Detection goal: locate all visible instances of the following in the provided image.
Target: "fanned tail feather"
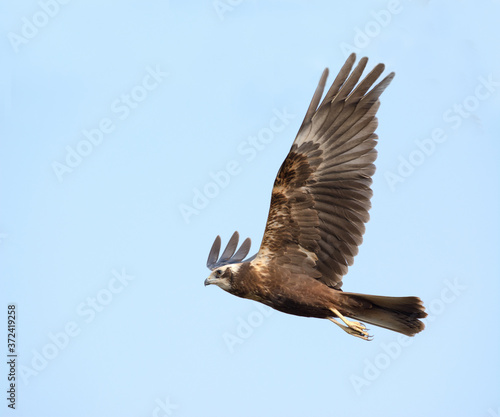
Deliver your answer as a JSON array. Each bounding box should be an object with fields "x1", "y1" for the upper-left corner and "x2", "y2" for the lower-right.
[{"x1": 341, "y1": 292, "x2": 427, "y2": 336}]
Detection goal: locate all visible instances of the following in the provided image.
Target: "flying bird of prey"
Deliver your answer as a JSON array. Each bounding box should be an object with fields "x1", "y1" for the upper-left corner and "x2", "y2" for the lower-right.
[{"x1": 204, "y1": 54, "x2": 426, "y2": 340}]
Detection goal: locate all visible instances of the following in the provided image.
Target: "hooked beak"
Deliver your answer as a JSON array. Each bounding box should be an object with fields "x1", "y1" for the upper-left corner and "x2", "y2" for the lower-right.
[{"x1": 204, "y1": 275, "x2": 216, "y2": 286}]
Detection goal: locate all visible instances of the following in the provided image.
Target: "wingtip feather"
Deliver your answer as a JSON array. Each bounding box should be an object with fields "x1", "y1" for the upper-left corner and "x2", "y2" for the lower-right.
[{"x1": 206, "y1": 232, "x2": 254, "y2": 270}]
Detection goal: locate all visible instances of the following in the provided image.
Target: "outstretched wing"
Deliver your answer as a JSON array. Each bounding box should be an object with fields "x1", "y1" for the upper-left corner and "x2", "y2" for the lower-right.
[
  {"x1": 255, "y1": 54, "x2": 394, "y2": 289},
  {"x1": 206, "y1": 231, "x2": 256, "y2": 271}
]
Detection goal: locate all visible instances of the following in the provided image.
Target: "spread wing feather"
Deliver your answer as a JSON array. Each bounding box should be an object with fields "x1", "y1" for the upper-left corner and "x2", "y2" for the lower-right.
[
  {"x1": 206, "y1": 231, "x2": 255, "y2": 270},
  {"x1": 255, "y1": 54, "x2": 394, "y2": 289}
]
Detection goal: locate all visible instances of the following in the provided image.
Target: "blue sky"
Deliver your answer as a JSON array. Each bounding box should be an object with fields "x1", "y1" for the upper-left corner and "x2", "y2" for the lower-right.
[{"x1": 1, "y1": 1, "x2": 499, "y2": 416}]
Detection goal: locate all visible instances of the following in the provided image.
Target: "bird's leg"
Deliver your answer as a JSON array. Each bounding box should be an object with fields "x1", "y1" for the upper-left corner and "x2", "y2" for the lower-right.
[
  {"x1": 328, "y1": 308, "x2": 372, "y2": 341},
  {"x1": 328, "y1": 317, "x2": 371, "y2": 341}
]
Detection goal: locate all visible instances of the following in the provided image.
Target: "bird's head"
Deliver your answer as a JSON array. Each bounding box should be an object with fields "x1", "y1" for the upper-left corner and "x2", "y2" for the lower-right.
[{"x1": 204, "y1": 264, "x2": 240, "y2": 292}]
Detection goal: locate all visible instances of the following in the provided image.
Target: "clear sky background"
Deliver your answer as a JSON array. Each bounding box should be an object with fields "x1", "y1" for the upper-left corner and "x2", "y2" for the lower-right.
[{"x1": 1, "y1": 1, "x2": 499, "y2": 416}]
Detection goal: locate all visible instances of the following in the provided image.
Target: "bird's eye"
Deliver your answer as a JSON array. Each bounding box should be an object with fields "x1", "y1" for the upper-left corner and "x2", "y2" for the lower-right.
[{"x1": 215, "y1": 269, "x2": 222, "y2": 277}]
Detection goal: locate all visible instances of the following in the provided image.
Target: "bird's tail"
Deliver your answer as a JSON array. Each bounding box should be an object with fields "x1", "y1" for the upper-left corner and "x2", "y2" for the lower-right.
[{"x1": 340, "y1": 292, "x2": 427, "y2": 336}]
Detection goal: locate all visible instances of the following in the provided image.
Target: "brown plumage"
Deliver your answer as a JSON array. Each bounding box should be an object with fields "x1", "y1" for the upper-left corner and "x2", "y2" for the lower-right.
[{"x1": 204, "y1": 54, "x2": 427, "y2": 340}]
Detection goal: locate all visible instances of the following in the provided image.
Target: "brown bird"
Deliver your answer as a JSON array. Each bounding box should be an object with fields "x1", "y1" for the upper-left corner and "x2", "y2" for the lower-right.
[{"x1": 204, "y1": 54, "x2": 427, "y2": 340}]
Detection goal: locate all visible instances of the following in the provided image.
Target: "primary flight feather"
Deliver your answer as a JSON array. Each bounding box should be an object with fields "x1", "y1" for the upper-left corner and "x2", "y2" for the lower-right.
[{"x1": 204, "y1": 54, "x2": 427, "y2": 340}]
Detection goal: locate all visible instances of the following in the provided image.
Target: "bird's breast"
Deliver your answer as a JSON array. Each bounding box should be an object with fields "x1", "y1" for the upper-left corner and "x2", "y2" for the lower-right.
[{"x1": 238, "y1": 265, "x2": 340, "y2": 319}]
